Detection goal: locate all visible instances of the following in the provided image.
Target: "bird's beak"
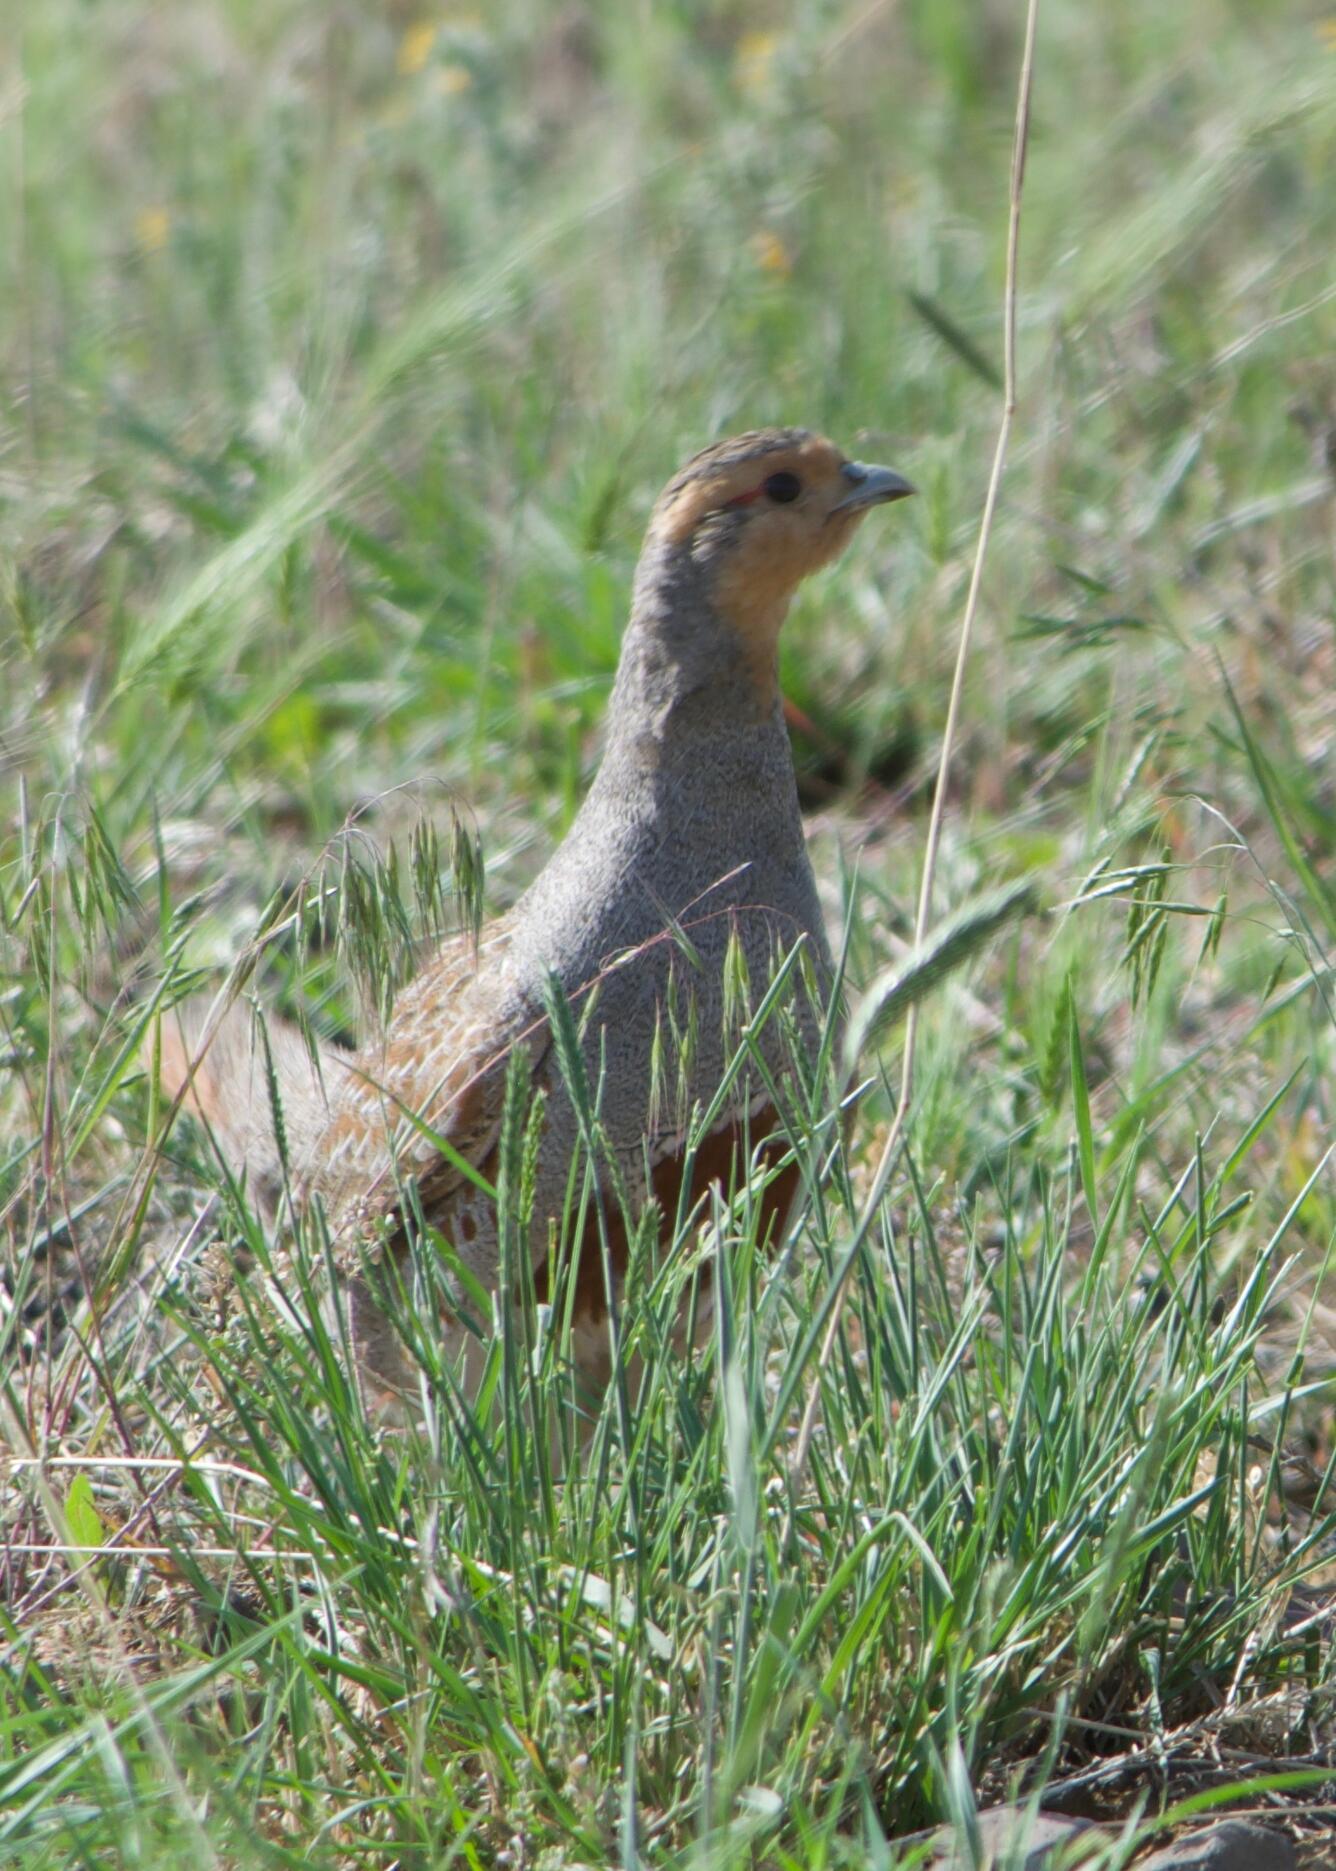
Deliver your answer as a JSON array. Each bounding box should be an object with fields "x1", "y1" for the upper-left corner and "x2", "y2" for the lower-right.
[{"x1": 829, "y1": 460, "x2": 917, "y2": 516}]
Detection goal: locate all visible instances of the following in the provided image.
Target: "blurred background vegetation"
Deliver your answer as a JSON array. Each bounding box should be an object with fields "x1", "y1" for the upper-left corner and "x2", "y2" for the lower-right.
[{"x1": 5, "y1": 0, "x2": 1334, "y2": 1216}]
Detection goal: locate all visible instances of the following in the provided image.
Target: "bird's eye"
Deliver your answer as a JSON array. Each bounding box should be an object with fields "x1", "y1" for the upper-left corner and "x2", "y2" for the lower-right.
[{"x1": 764, "y1": 471, "x2": 801, "y2": 504}]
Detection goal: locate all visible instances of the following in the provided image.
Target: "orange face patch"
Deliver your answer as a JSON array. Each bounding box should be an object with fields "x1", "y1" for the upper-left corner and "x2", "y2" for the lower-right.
[
  {"x1": 651, "y1": 432, "x2": 850, "y2": 546},
  {"x1": 649, "y1": 432, "x2": 873, "y2": 707}
]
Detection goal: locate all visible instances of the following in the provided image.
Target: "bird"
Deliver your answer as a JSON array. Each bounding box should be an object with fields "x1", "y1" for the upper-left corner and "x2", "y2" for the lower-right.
[{"x1": 155, "y1": 428, "x2": 914, "y2": 1408}]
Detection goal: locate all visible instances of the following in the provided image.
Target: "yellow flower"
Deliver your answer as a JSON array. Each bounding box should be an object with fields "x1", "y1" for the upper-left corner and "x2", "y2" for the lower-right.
[
  {"x1": 750, "y1": 229, "x2": 793, "y2": 276},
  {"x1": 1318, "y1": 16, "x2": 1336, "y2": 44},
  {"x1": 734, "y1": 30, "x2": 779, "y2": 95},
  {"x1": 135, "y1": 206, "x2": 171, "y2": 254},
  {"x1": 434, "y1": 61, "x2": 473, "y2": 95},
  {"x1": 397, "y1": 21, "x2": 436, "y2": 75}
]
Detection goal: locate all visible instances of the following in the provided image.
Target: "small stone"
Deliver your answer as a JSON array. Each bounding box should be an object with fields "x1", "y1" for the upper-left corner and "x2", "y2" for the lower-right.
[
  {"x1": 927, "y1": 1804, "x2": 1104, "y2": 1869},
  {"x1": 1139, "y1": 1820, "x2": 1296, "y2": 1871}
]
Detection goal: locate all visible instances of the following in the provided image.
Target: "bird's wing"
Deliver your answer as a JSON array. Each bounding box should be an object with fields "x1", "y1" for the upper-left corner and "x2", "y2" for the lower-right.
[{"x1": 313, "y1": 913, "x2": 551, "y2": 1236}]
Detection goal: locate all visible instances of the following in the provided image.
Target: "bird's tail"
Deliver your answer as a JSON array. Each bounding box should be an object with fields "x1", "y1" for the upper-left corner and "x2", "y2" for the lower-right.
[{"x1": 151, "y1": 998, "x2": 344, "y2": 1217}]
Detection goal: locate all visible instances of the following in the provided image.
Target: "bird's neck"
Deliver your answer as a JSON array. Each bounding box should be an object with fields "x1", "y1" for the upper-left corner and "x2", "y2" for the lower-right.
[
  {"x1": 512, "y1": 552, "x2": 810, "y2": 971},
  {"x1": 604, "y1": 542, "x2": 789, "y2": 759}
]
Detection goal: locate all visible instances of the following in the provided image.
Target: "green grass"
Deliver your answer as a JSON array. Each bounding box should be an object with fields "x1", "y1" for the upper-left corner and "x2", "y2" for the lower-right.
[{"x1": 3, "y1": 0, "x2": 1336, "y2": 1863}]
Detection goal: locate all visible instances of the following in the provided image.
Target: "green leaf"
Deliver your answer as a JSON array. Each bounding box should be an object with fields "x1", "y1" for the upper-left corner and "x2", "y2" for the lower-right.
[
  {"x1": 64, "y1": 1475, "x2": 105, "y2": 1553},
  {"x1": 1221, "y1": 666, "x2": 1336, "y2": 940},
  {"x1": 1068, "y1": 994, "x2": 1098, "y2": 1230},
  {"x1": 906, "y1": 289, "x2": 1001, "y2": 388}
]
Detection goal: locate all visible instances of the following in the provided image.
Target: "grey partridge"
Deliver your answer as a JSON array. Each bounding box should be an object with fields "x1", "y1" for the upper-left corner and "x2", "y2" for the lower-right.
[{"x1": 157, "y1": 428, "x2": 913, "y2": 1402}]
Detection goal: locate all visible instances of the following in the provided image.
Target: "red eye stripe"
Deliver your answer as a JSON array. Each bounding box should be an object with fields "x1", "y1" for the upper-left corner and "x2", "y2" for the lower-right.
[{"x1": 722, "y1": 483, "x2": 767, "y2": 509}]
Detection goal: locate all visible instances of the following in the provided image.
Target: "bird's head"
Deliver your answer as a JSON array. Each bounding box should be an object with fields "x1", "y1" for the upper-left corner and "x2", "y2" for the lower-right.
[{"x1": 636, "y1": 427, "x2": 913, "y2": 708}]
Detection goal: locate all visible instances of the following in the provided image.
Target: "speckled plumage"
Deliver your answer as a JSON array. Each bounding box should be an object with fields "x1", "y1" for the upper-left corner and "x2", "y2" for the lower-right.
[{"x1": 159, "y1": 428, "x2": 913, "y2": 1403}]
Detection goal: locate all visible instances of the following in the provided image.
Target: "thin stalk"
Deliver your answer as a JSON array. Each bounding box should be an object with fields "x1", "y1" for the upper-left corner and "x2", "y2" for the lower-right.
[{"x1": 789, "y1": 0, "x2": 1042, "y2": 1492}]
